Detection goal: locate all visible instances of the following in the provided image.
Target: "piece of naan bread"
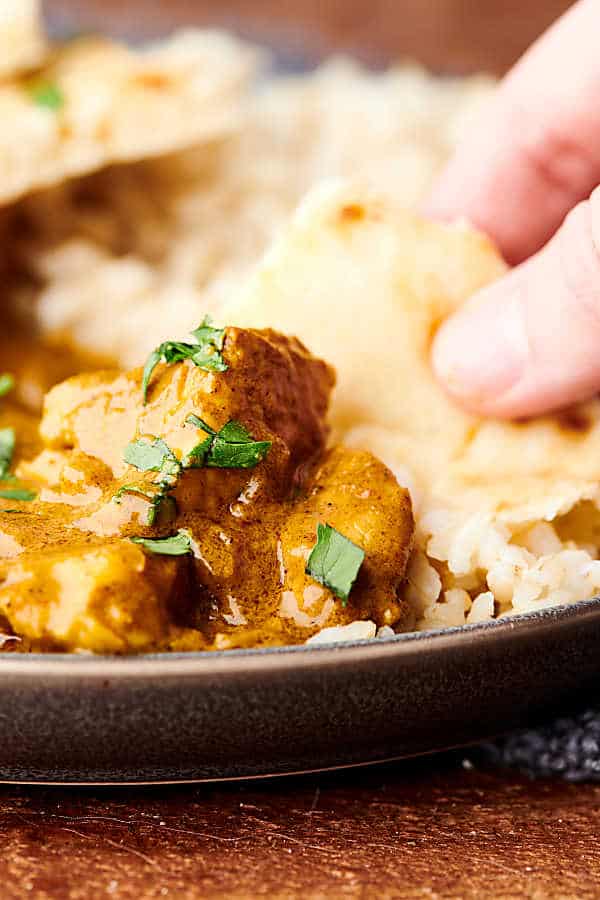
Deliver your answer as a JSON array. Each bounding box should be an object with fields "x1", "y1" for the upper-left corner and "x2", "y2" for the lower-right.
[
  {"x1": 0, "y1": 0, "x2": 46, "y2": 80},
  {"x1": 0, "y1": 29, "x2": 257, "y2": 206},
  {"x1": 228, "y1": 179, "x2": 600, "y2": 530}
]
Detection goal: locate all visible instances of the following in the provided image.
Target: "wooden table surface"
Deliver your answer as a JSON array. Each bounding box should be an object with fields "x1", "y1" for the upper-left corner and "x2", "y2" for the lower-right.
[
  {"x1": 2, "y1": 756, "x2": 600, "y2": 899},
  {"x1": 48, "y1": 0, "x2": 575, "y2": 74},
  {"x1": 23, "y1": 3, "x2": 595, "y2": 898}
]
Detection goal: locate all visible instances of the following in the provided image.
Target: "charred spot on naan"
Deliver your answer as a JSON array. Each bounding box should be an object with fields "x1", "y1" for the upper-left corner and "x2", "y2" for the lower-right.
[{"x1": 512, "y1": 407, "x2": 593, "y2": 437}]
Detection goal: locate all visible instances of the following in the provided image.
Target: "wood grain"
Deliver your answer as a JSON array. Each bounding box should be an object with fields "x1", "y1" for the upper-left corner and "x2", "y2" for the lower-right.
[
  {"x1": 1, "y1": 758, "x2": 599, "y2": 898},
  {"x1": 46, "y1": 0, "x2": 575, "y2": 74}
]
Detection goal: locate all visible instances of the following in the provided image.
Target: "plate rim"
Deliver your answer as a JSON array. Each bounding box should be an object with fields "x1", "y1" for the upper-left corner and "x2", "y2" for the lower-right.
[{"x1": 1, "y1": 595, "x2": 599, "y2": 678}]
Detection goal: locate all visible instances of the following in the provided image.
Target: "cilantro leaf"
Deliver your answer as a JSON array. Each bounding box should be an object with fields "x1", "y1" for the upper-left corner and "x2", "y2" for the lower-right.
[
  {"x1": 305, "y1": 523, "x2": 365, "y2": 604},
  {"x1": 124, "y1": 438, "x2": 181, "y2": 483},
  {"x1": 188, "y1": 347, "x2": 229, "y2": 373},
  {"x1": 219, "y1": 421, "x2": 259, "y2": 443},
  {"x1": 141, "y1": 349, "x2": 162, "y2": 405},
  {"x1": 0, "y1": 488, "x2": 36, "y2": 502},
  {"x1": 209, "y1": 433, "x2": 272, "y2": 469},
  {"x1": 0, "y1": 428, "x2": 15, "y2": 481},
  {"x1": 151, "y1": 493, "x2": 177, "y2": 526},
  {"x1": 189, "y1": 318, "x2": 225, "y2": 349},
  {"x1": 141, "y1": 316, "x2": 228, "y2": 403},
  {"x1": 184, "y1": 415, "x2": 271, "y2": 469},
  {"x1": 122, "y1": 438, "x2": 183, "y2": 523},
  {"x1": 183, "y1": 436, "x2": 213, "y2": 468},
  {"x1": 0, "y1": 428, "x2": 35, "y2": 499},
  {"x1": 0, "y1": 375, "x2": 14, "y2": 398},
  {"x1": 183, "y1": 415, "x2": 214, "y2": 468},
  {"x1": 113, "y1": 484, "x2": 156, "y2": 503},
  {"x1": 130, "y1": 529, "x2": 193, "y2": 556},
  {"x1": 112, "y1": 483, "x2": 176, "y2": 526},
  {"x1": 185, "y1": 414, "x2": 216, "y2": 435},
  {"x1": 26, "y1": 80, "x2": 65, "y2": 110}
]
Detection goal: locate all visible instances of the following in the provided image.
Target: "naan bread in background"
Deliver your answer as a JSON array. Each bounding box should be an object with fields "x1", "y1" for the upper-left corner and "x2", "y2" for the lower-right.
[
  {"x1": 0, "y1": 0, "x2": 46, "y2": 80},
  {"x1": 228, "y1": 181, "x2": 600, "y2": 627},
  {"x1": 0, "y1": 28, "x2": 257, "y2": 206},
  {"x1": 4, "y1": 59, "x2": 493, "y2": 366}
]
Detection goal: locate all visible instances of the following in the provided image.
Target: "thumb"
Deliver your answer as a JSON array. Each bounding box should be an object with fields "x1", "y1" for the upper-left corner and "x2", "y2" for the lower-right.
[{"x1": 432, "y1": 188, "x2": 600, "y2": 418}]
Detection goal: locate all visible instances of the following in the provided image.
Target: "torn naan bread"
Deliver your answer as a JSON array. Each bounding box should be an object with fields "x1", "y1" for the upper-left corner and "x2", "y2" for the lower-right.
[
  {"x1": 228, "y1": 181, "x2": 600, "y2": 624},
  {"x1": 0, "y1": 0, "x2": 46, "y2": 80},
  {"x1": 0, "y1": 29, "x2": 257, "y2": 206}
]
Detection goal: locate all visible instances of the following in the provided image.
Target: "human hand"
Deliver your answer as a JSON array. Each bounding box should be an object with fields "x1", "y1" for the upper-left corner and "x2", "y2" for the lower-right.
[{"x1": 426, "y1": 0, "x2": 600, "y2": 418}]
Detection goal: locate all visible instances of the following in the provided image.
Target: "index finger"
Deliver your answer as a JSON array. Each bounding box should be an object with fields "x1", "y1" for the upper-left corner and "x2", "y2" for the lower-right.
[{"x1": 424, "y1": 0, "x2": 600, "y2": 264}]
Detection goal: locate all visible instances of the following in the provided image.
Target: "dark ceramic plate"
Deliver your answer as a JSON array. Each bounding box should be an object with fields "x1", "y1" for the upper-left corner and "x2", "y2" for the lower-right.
[
  {"x1": 2, "y1": 598, "x2": 600, "y2": 784},
  {"x1": 4, "y1": 4, "x2": 596, "y2": 785}
]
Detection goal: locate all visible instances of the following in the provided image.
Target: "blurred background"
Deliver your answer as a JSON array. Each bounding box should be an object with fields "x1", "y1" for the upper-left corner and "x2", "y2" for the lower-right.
[{"x1": 46, "y1": 0, "x2": 575, "y2": 74}]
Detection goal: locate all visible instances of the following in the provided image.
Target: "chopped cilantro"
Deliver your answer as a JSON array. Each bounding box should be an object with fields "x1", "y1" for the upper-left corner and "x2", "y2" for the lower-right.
[
  {"x1": 0, "y1": 488, "x2": 36, "y2": 502},
  {"x1": 0, "y1": 428, "x2": 15, "y2": 481},
  {"x1": 184, "y1": 414, "x2": 215, "y2": 434},
  {"x1": 26, "y1": 80, "x2": 65, "y2": 111},
  {"x1": 184, "y1": 434, "x2": 214, "y2": 468},
  {"x1": 140, "y1": 349, "x2": 162, "y2": 403},
  {"x1": 124, "y1": 437, "x2": 182, "y2": 484},
  {"x1": 0, "y1": 375, "x2": 14, "y2": 398},
  {"x1": 121, "y1": 409, "x2": 269, "y2": 534},
  {"x1": 0, "y1": 427, "x2": 35, "y2": 499},
  {"x1": 113, "y1": 483, "x2": 176, "y2": 526},
  {"x1": 305, "y1": 523, "x2": 365, "y2": 604},
  {"x1": 113, "y1": 484, "x2": 156, "y2": 503},
  {"x1": 189, "y1": 318, "x2": 225, "y2": 350},
  {"x1": 122, "y1": 438, "x2": 182, "y2": 524},
  {"x1": 130, "y1": 529, "x2": 193, "y2": 557},
  {"x1": 184, "y1": 415, "x2": 271, "y2": 469},
  {"x1": 142, "y1": 316, "x2": 228, "y2": 403}
]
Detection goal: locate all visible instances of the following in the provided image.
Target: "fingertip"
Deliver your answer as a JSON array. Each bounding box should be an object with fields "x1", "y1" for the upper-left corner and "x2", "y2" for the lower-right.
[{"x1": 431, "y1": 282, "x2": 530, "y2": 417}]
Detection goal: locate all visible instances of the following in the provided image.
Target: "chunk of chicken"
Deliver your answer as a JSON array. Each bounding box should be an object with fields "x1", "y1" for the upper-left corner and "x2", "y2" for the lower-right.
[
  {"x1": 0, "y1": 540, "x2": 195, "y2": 653},
  {"x1": 41, "y1": 327, "x2": 334, "y2": 490},
  {"x1": 276, "y1": 447, "x2": 415, "y2": 643}
]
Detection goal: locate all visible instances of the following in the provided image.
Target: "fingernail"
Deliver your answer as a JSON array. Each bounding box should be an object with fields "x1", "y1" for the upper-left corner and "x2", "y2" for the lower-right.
[{"x1": 432, "y1": 286, "x2": 530, "y2": 404}]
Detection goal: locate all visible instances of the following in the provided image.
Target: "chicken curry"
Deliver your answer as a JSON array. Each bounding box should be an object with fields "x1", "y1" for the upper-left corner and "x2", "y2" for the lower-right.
[{"x1": 0, "y1": 322, "x2": 414, "y2": 653}]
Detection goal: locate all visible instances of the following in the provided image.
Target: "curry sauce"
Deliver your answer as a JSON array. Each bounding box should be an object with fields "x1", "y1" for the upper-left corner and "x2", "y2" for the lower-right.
[{"x1": 0, "y1": 326, "x2": 414, "y2": 653}]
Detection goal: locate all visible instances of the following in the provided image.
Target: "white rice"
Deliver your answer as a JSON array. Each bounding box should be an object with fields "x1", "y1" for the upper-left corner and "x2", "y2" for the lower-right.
[{"x1": 5, "y1": 57, "x2": 493, "y2": 365}]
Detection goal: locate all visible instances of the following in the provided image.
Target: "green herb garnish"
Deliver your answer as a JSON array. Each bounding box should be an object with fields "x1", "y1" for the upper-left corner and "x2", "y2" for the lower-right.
[
  {"x1": 113, "y1": 483, "x2": 176, "y2": 526},
  {"x1": 122, "y1": 408, "x2": 269, "y2": 533},
  {"x1": 305, "y1": 523, "x2": 365, "y2": 604},
  {"x1": 113, "y1": 484, "x2": 156, "y2": 503},
  {"x1": 0, "y1": 422, "x2": 37, "y2": 500},
  {"x1": 123, "y1": 438, "x2": 182, "y2": 484},
  {"x1": 0, "y1": 488, "x2": 36, "y2": 502},
  {"x1": 189, "y1": 318, "x2": 225, "y2": 350},
  {"x1": 26, "y1": 80, "x2": 65, "y2": 111},
  {"x1": 185, "y1": 415, "x2": 271, "y2": 469},
  {"x1": 0, "y1": 427, "x2": 35, "y2": 500},
  {"x1": 122, "y1": 438, "x2": 182, "y2": 524},
  {"x1": 0, "y1": 428, "x2": 15, "y2": 481},
  {"x1": 130, "y1": 529, "x2": 193, "y2": 557},
  {"x1": 0, "y1": 375, "x2": 14, "y2": 398},
  {"x1": 141, "y1": 316, "x2": 228, "y2": 403}
]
